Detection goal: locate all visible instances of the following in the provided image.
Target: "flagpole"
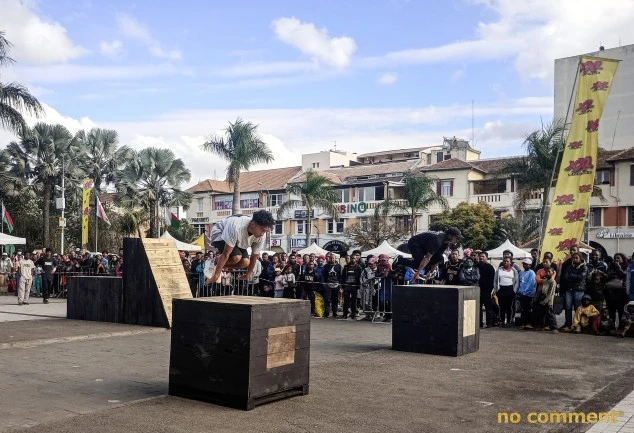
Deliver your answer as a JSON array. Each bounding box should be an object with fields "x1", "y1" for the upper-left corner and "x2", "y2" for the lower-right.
[
  {"x1": 95, "y1": 194, "x2": 99, "y2": 252},
  {"x1": 1, "y1": 201, "x2": 4, "y2": 256}
]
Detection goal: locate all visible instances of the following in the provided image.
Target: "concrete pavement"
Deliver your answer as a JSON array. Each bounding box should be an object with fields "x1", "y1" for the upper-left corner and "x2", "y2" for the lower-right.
[
  {"x1": 0, "y1": 296, "x2": 66, "y2": 323},
  {"x1": 1, "y1": 311, "x2": 633, "y2": 433}
]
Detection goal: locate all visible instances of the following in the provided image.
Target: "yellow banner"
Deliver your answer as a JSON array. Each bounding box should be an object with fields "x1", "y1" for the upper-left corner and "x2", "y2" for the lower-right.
[
  {"x1": 542, "y1": 56, "x2": 619, "y2": 262},
  {"x1": 192, "y1": 234, "x2": 205, "y2": 250},
  {"x1": 81, "y1": 178, "x2": 94, "y2": 247}
]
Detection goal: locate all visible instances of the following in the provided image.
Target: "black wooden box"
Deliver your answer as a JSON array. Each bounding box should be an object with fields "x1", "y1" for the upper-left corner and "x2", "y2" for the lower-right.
[
  {"x1": 67, "y1": 276, "x2": 123, "y2": 323},
  {"x1": 169, "y1": 296, "x2": 311, "y2": 410},
  {"x1": 392, "y1": 284, "x2": 480, "y2": 357}
]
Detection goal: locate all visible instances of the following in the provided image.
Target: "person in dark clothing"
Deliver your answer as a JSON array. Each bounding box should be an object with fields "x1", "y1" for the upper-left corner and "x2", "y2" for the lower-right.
[
  {"x1": 299, "y1": 261, "x2": 322, "y2": 315},
  {"x1": 586, "y1": 250, "x2": 608, "y2": 280},
  {"x1": 535, "y1": 252, "x2": 557, "y2": 273},
  {"x1": 529, "y1": 249, "x2": 539, "y2": 272},
  {"x1": 605, "y1": 253, "x2": 628, "y2": 328},
  {"x1": 35, "y1": 248, "x2": 57, "y2": 304},
  {"x1": 459, "y1": 258, "x2": 480, "y2": 286},
  {"x1": 287, "y1": 254, "x2": 301, "y2": 297},
  {"x1": 560, "y1": 251, "x2": 587, "y2": 331},
  {"x1": 407, "y1": 227, "x2": 463, "y2": 281},
  {"x1": 477, "y1": 252, "x2": 497, "y2": 327},
  {"x1": 586, "y1": 270, "x2": 607, "y2": 310},
  {"x1": 341, "y1": 255, "x2": 362, "y2": 319},
  {"x1": 443, "y1": 249, "x2": 462, "y2": 285},
  {"x1": 322, "y1": 253, "x2": 342, "y2": 318}
]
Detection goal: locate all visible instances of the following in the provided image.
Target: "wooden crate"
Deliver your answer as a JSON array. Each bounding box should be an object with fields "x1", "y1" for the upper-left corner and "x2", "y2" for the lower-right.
[
  {"x1": 169, "y1": 296, "x2": 311, "y2": 410},
  {"x1": 67, "y1": 276, "x2": 123, "y2": 323},
  {"x1": 392, "y1": 284, "x2": 480, "y2": 357}
]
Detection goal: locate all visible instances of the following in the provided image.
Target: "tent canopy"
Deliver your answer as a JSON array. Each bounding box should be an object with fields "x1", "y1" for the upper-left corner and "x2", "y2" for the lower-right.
[
  {"x1": 159, "y1": 231, "x2": 202, "y2": 252},
  {"x1": 362, "y1": 240, "x2": 412, "y2": 259},
  {"x1": 486, "y1": 239, "x2": 530, "y2": 259},
  {"x1": 0, "y1": 233, "x2": 27, "y2": 245},
  {"x1": 296, "y1": 242, "x2": 329, "y2": 257}
]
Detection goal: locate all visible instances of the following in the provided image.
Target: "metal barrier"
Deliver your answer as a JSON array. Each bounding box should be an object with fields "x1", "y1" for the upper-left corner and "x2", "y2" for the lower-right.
[
  {"x1": 185, "y1": 270, "x2": 259, "y2": 298},
  {"x1": 361, "y1": 277, "x2": 394, "y2": 322}
]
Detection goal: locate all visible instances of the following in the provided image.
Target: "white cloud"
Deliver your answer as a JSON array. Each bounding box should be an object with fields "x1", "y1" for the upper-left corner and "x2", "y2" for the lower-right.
[
  {"x1": 0, "y1": 98, "x2": 553, "y2": 187},
  {"x1": 378, "y1": 73, "x2": 398, "y2": 85},
  {"x1": 100, "y1": 40, "x2": 124, "y2": 59},
  {"x1": 451, "y1": 69, "x2": 465, "y2": 81},
  {"x1": 361, "y1": 0, "x2": 634, "y2": 82},
  {"x1": 14, "y1": 63, "x2": 192, "y2": 83},
  {"x1": 272, "y1": 17, "x2": 357, "y2": 68},
  {"x1": 117, "y1": 14, "x2": 182, "y2": 60},
  {"x1": 0, "y1": 0, "x2": 86, "y2": 65}
]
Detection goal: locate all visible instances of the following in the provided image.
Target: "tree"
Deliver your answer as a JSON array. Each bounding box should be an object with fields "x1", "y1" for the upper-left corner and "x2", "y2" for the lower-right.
[
  {"x1": 167, "y1": 219, "x2": 198, "y2": 243},
  {"x1": 429, "y1": 202, "x2": 496, "y2": 250},
  {"x1": 501, "y1": 119, "x2": 566, "y2": 216},
  {"x1": 277, "y1": 170, "x2": 340, "y2": 245},
  {"x1": 74, "y1": 128, "x2": 134, "y2": 192},
  {"x1": 0, "y1": 32, "x2": 43, "y2": 135},
  {"x1": 201, "y1": 118, "x2": 273, "y2": 214},
  {"x1": 488, "y1": 214, "x2": 540, "y2": 250},
  {"x1": 343, "y1": 203, "x2": 409, "y2": 250},
  {"x1": 389, "y1": 172, "x2": 448, "y2": 236},
  {"x1": 2, "y1": 123, "x2": 81, "y2": 247},
  {"x1": 115, "y1": 147, "x2": 192, "y2": 238}
]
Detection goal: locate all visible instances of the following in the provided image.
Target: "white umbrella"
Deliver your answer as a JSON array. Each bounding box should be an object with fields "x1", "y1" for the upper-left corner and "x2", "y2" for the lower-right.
[
  {"x1": 159, "y1": 231, "x2": 202, "y2": 252},
  {"x1": 362, "y1": 240, "x2": 412, "y2": 258},
  {"x1": 486, "y1": 239, "x2": 530, "y2": 259},
  {"x1": 0, "y1": 233, "x2": 27, "y2": 245}
]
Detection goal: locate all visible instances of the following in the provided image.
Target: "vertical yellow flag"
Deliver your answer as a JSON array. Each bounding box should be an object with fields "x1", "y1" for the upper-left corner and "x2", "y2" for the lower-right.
[
  {"x1": 542, "y1": 56, "x2": 619, "y2": 262},
  {"x1": 81, "y1": 178, "x2": 94, "y2": 248}
]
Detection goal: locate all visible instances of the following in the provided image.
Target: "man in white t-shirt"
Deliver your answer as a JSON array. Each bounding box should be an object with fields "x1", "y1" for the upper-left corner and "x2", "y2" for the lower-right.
[{"x1": 208, "y1": 210, "x2": 275, "y2": 283}]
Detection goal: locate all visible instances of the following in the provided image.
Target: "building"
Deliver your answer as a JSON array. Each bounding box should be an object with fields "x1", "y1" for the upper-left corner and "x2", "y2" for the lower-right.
[
  {"x1": 185, "y1": 140, "x2": 634, "y2": 256},
  {"x1": 555, "y1": 44, "x2": 634, "y2": 151}
]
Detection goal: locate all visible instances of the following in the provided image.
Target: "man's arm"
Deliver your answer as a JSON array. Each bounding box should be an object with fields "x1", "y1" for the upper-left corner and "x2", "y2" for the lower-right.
[
  {"x1": 412, "y1": 253, "x2": 432, "y2": 280},
  {"x1": 211, "y1": 245, "x2": 234, "y2": 281},
  {"x1": 238, "y1": 254, "x2": 260, "y2": 280}
]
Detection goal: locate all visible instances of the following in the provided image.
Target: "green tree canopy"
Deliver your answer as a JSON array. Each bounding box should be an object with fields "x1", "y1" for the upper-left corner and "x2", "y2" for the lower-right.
[{"x1": 429, "y1": 202, "x2": 496, "y2": 250}]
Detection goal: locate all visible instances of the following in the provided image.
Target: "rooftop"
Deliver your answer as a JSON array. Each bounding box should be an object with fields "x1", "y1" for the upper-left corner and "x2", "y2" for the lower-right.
[
  {"x1": 186, "y1": 166, "x2": 302, "y2": 194},
  {"x1": 357, "y1": 147, "x2": 432, "y2": 159},
  {"x1": 289, "y1": 160, "x2": 417, "y2": 185}
]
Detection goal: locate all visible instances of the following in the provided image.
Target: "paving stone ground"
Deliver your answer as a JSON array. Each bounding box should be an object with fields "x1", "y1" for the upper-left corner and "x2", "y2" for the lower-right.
[{"x1": 0, "y1": 303, "x2": 633, "y2": 433}]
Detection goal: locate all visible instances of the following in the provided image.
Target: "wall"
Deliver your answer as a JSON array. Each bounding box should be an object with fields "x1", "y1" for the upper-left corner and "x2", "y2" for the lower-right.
[{"x1": 554, "y1": 45, "x2": 634, "y2": 151}]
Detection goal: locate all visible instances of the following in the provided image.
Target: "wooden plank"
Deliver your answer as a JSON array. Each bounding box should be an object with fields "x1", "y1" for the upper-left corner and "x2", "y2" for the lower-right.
[
  {"x1": 266, "y1": 325, "x2": 296, "y2": 369},
  {"x1": 141, "y1": 237, "x2": 192, "y2": 327},
  {"x1": 462, "y1": 299, "x2": 476, "y2": 337}
]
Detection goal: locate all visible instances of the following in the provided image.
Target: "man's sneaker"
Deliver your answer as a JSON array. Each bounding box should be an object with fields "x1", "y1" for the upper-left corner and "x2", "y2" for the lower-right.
[
  {"x1": 43, "y1": 299, "x2": 49, "y2": 304},
  {"x1": 17, "y1": 302, "x2": 22, "y2": 306},
  {"x1": 23, "y1": 302, "x2": 29, "y2": 305},
  {"x1": 559, "y1": 325, "x2": 572, "y2": 332}
]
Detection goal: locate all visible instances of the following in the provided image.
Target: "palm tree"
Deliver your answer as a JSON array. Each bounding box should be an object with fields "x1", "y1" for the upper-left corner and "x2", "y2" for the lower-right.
[
  {"x1": 201, "y1": 118, "x2": 273, "y2": 214},
  {"x1": 115, "y1": 147, "x2": 192, "y2": 238},
  {"x1": 0, "y1": 32, "x2": 43, "y2": 135},
  {"x1": 3, "y1": 123, "x2": 80, "y2": 247},
  {"x1": 501, "y1": 119, "x2": 566, "y2": 214},
  {"x1": 74, "y1": 128, "x2": 134, "y2": 192},
  {"x1": 387, "y1": 172, "x2": 448, "y2": 236},
  {"x1": 277, "y1": 170, "x2": 340, "y2": 246},
  {"x1": 489, "y1": 215, "x2": 540, "y2": 249}
]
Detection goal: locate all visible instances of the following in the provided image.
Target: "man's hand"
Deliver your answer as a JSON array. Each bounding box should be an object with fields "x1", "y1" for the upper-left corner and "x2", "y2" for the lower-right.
[
  {"x1": 207, "y1": 269, "x2": 222, "y2": 284},
  {"x1": 412, "y1": 269, "x2": 420, "y2": 281},
  {"x1": 237, "y1": 273, "x2": 251, "y2": 281}
]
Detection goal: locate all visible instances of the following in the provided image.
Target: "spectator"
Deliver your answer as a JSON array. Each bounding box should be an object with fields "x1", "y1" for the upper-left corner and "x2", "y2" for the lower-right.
[
  {"x1": 299, "y1": 261, "x2": 321, "y2": 314},
  {"x1": 619, "y1": 301, "x2": 634, "y2": 337},
  {"x1": 533, "y1": 267, "x2": 558, "y2": 333},
  {"x1": 597, "y1": 308, "x2": 615, "y2": 336},
  {"x1": 571, "y1": 294, "x2": 600, "y2": 334},
  {"x1": 323, "y1": 253, "x2": 343, "y2": 318},
  {"x1": 494, "y1": 257, "x2": 519, "y2": 327},
  {"x1": 518, "y1": 258, "x2": 537, "y2": 329},
  {"x1": 559, "y1": 252, "x2": 587, "y2": 332},
  {"x1": 273, "y1": 268, "x2": 284, "y2": 298},
  {"x1": 458, "y1": 257, "x2": 480, "y2": 287},
  {"x1": 585, "y1": 271, "x2": 607, "y2": 311},
  {"x1": 605, "y1": 253, "x2": 628, "y2": 328},
  {"x1": 586, "y1": 250, "x2": 608, "y2": 279},
  {"x1": 500, "y1": 250, "x2": 521, "y2": 272},
  {"x1": 0, "y1": 252, "x2": 12, "y2": 294},
  {"x1": 627, "y1": 253, "x2": 634, "y2": 302},
  {"x1": 529, "y1": 249, "x2": 539, "y2": 271},
  {"x1": 361, "y1": 257, "x2": 379, "y2": 321},
  {"x1": 341, "y1": 254, "x2": 362, "y2": 319},
  {"x1": 443, "y1": 249, "x2": 462, "y2": 285},
  {"x1": 17, "y1": 252, "x2": 35, "y2": 306},
  {"x1": 477, "y1": 252, "x2": 497, "y2": 328},
  {"x1": 281, "y1": 265, "x2": 296, "y2": 299},
  {"x1": 35, "y1": 248, "x2": 57, "y2": 304}
]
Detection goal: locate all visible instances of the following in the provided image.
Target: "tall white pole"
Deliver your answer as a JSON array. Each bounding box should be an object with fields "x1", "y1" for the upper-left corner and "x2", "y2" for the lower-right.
[
  {"x1": 60, "y1": 156, "x2": 65, "y2": 254},
  {"x1": 95, "y1": 195, "x2": 99, "y2": 252}
]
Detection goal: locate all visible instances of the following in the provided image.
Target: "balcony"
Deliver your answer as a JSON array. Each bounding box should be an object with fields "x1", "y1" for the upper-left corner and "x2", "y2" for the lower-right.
[{"x1": 469, "y1": 193, "x2": 514, "y2": 209}]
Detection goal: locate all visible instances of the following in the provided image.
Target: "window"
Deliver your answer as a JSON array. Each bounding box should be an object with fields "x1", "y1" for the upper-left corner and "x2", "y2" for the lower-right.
[
  {"x1": 197, "y1": 198, "x2": 204, "y2": 212},
  {"x1": 268, "y1": 193, "x2": 284, "y2": 207},
  {"x1": 214, "y1": 195, "x2": 232, "y2": 210},
  {"x1": 595, "y1": 169, "x2": 610, "y2": 185},
  {"x1": 589, "y1": 207, "x2": 601, "y2": 227},
  {"x1": 428, "y1": 214, "x2": 438, "y2": 227},
  {"x1": 436, "y1": 152, "x2": 444, "y2": 163},
  {"x1": 327, "y1": 219, "x2": 344, "y2": 234},
  {"x1": 312, "y1": 162, "x2": 320, "y2": 168},
  {"x1": 334, "y1": 189, "x2": 350, "y2": 203},
  {"x1": 395, "y1": 215, "x2": 412, "y2": 231},
  {"x1": 630, "y1": 165, "x2": 634, "y2": 186},
  {"x1": 437, "y1": 180, "x2": 453, "y2": 197},
  {"x1": 193, "y1": 224, "x2": 205, "y2": 236},
  {"x1": 628, "y1": 207, "x2": 634, "y2": 227},
  {"x1": 444, "y1": 154, "x2": 452, "y2": 160},
  {"x1": 358, "y1": 186, "x2": 385, "y2": 202},
  {"x1": 359, "y1": 217, "x2": 370, "y2": 231},
  {"x1": 426, "y1": 154, "x2": 432, "y2": 165},
  {"x1": 273, "y1": 220, "x2": 284, "y2": 235},
  {"x1": 296, "y1": 220, "x2": 306, "y2": 234}
]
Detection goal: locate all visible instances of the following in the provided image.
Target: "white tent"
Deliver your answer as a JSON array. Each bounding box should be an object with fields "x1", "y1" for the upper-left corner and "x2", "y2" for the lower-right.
[
  {"x1": 486, "y1": 239, "x2": 530, "y2": 259},
  {"x1": 0, "y1": 233, "x2": 26, "y2": 245},
  {"x1": 159, "y1": 231, "x2": 202, "y2": 252},
  {"x1": 296, "y1": 243, "x2": 329, "y2": 257},
  {"x1": 362, "y1": 240, "x2": 412, "y2": 259}
]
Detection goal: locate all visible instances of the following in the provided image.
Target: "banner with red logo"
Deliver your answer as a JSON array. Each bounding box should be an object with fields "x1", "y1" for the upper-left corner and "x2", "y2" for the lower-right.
[
  {"x1": 81, "y1": 178, "x2": 94, "y2": 247},
  {"x1": 542, "y1": 56, "x2": 619, "y2": 261}
]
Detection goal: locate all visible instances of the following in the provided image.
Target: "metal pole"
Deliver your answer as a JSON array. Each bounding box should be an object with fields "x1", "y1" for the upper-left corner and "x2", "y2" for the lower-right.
[
  {"x1": 60, "y1": 156, "x2": 65, "y2": 254},
  {"x1": 95, "y1": 194, "x2": 98, "y2": 252}
]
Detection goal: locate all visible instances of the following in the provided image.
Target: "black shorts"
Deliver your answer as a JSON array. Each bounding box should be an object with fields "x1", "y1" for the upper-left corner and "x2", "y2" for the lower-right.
[{"x1": 213, "y1": 241, "x2": 248, "y2": 259}]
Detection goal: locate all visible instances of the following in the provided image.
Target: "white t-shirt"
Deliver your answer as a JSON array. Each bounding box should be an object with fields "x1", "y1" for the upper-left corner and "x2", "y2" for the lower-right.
[
  {"x1": 19, "y1": 259, "x2": 35, "y2": 278},
  {"x1": 211, "y1": 215, "x2": 265, "y2": 254},
  {"x1": 497, "y1": 268, "x2": 515, "y2": 287}
]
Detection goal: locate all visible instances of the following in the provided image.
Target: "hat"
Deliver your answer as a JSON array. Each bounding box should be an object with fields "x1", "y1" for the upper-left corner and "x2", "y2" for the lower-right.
[
  {"x1": 379, "y1": 254, "x2": 388, "y2": 261},
  {"x1": 1, "y1": 252, "x2": 7, "y2": 256},
  {"x1": 463, "y1": 248, "x2": 473, "y2": 257},
  {"x1": 367, "y1": 257, "x2": 377, "y2": 264},
  {"x1": 522, "y1": 258, "x2": 532, "y2": 265},
  {"x1": 446, "y1": 227, "x2": 464, "y2": 241},
  {"x1": 274, "y1": 268, "x2": 282, "y2": 273},
  {"x1": 582, "y1": 294, "x2": 592, "y2": 301},
  {"x1": 318, "y1": 255, "x2": 326, "y2": 260}
]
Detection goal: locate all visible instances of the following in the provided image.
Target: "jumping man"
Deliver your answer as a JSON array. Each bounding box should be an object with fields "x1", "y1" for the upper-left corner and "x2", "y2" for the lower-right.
[
  {"x1": 207, "y1": 210, "x2": 275, "y2": 283},
  {"x1": 407, "y1": 227, "x2": 464, "y2": 282}
]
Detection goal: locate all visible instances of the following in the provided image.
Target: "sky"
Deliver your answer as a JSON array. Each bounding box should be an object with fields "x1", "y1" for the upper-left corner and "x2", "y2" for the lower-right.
[{"x1": 1, "y1": 0, "x2": 634, "y2": 186}]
